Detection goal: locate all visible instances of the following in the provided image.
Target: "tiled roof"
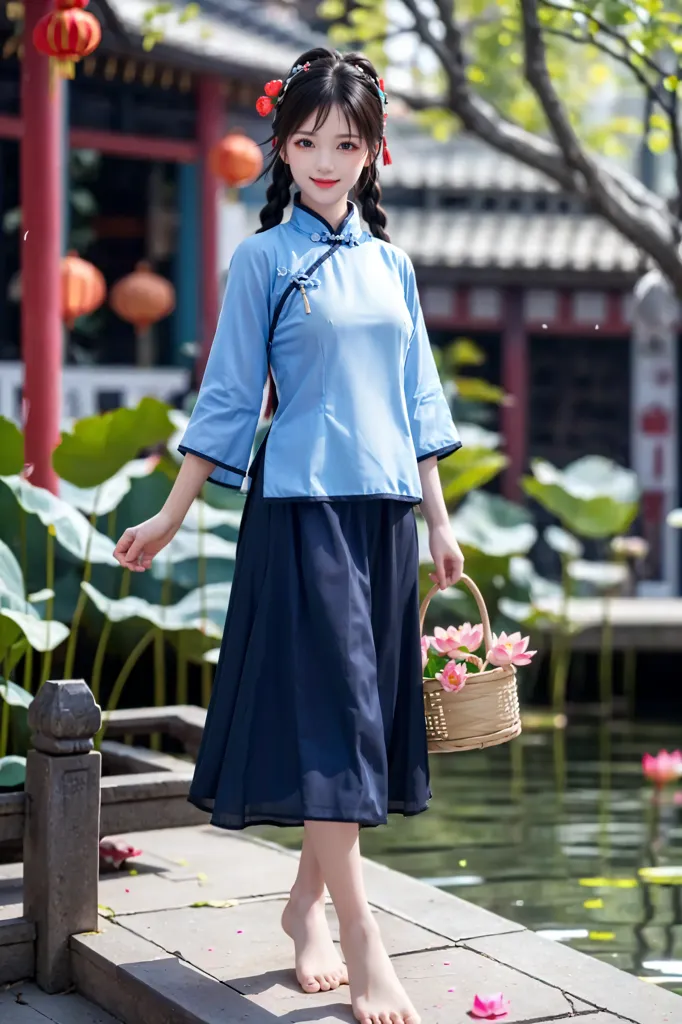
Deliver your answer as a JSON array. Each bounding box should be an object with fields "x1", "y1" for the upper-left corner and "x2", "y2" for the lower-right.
[
  {"x1": 239, "y1": 203, "x2": 640, "y2": 276},
  {"x1": 385, "y1": 207, "x2": 641, "y2": 274},
  {"x1": 103, "y1": 0, "x2": 323, "y2": 77}
]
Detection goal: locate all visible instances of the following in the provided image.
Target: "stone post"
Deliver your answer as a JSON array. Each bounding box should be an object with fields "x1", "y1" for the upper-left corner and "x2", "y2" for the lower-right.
[{"x1": 23, "y1": 680, "x2": 102, "y2": 993}]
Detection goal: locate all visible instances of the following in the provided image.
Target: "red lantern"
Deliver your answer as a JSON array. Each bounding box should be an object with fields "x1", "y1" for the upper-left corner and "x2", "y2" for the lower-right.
[
  {"x1": 209, "y1": 132, "x2": 263, "y2": 188},
  {"x1": 33, "y1": 0, "x2": 102, "y2": 79},
  {"x1": 109, "y1": 262, "x2": 175, "y2": 334},
  {"x1": 61, "y1": 251, "x2": 106, "y2": 328}
]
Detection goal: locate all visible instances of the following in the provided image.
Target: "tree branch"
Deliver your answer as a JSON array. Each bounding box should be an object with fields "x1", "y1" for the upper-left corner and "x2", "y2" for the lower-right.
[{"x1": 519, "y1": 0, "x2": 680, "y2": 284}]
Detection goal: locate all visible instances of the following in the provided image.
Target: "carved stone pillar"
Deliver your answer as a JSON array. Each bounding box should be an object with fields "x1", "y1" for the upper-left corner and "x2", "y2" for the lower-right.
[{"x1": 23, "y1": 680, "x2": 101, "y2": 993}]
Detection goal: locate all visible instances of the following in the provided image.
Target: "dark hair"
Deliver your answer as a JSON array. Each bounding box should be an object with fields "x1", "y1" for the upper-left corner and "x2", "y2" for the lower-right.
[{"x1": 255, "y1": 47, "x2": 390, "y2": 242}]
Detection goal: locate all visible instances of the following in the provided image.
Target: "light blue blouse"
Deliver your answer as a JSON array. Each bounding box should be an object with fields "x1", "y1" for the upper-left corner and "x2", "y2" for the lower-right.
[{"x1": 179, "y1": 191, "x2": 461, "y2": 503}]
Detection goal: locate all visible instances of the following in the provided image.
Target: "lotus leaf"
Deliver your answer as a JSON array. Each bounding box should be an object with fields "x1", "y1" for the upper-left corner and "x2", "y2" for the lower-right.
[
  {"x1": 53, "y1": 397, "x2": 174, "y2": 488},
  {"x1": 0, "y1": 476, "x2": 116, "y2": 565},
  {"x1": 81, "y1": 581, "x2": 224, "y2": 638},
  {"x1": 0, "y1": 755, "x2": 26, "y2": 788},
  {"x1": 0, "y1": 416, "x2": 23, "y2": 475},
  {"x1": 523, "y1": 457, "x2": 639, "y2": 538},
  {"x1": 544, "y1": 526, "x2": 584, "y2": 560},
  {"x1": 59, "y1": 457, "x2": 159, "y2": 516}
]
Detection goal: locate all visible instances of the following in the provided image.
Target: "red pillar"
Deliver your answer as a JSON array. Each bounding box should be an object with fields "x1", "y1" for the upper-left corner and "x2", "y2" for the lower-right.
[
  {"x1": 501, "y1": 289, "x2": 528, "y2": 502},
  {"x1": 197, "y1": 76, "x2": 223, "y2": 381},
  {"x1": 20, "y1": 2, "x2": 63, "y2": 494}
]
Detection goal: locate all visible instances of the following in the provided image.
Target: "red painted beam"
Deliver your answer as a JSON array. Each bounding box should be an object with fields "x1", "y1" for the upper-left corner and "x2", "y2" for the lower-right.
[
  {"x1": 197, "y1": 75, "x2": 222, "y2": 380},
  {"x1": 0, "y1": 113, "x2": 199, "y2": 162},
  {"x1": 501, "y1": 289, "x2": 528, "y2": 502},
  {"x1": 21, "y1": 3, "x2": 63, "y2": 494}
]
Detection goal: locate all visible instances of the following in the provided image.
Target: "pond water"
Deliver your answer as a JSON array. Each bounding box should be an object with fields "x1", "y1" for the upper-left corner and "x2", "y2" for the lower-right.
[{"x1": 256, "y1": 719, "x2": 682, "y2": 997}]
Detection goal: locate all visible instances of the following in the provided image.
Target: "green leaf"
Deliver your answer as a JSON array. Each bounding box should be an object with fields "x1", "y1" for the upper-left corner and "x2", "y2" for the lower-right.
[
  {"x1": 452, "y1": 491, "x2": 537, "y2": 558},
  {"x1": 522, "y1": 456, "x2": 639, "y2": 539},
  {"x1": 439, "y1": 447, "x2": 508, "y2": 505},
  {"x1": 0, "y1": 539, "x2": 24, "y2": 599},
  {"x1": 455, "y1": 377, "x2": 507, "y2": 404},
  {"x1": 81, "y1": 581, "x2": 226, "y2": 638},
  {"x1": 182, "y1": 501, "x2": 242, "y2": 532},
  {"x1": 203, "y1": 648, "x2": 220, "y2": 664},
  {"x1": 59, "y1": 457, "x2": 160, "y2": 516},
  {"x1": 0, "y1": 755, "x2": 26, "y2": 788},
  {"x1": 457, "y1": 423, "x2": 501, "y2": 450},
  {"x1": 0, "y1": 609, "x2": 70, "y2": 652},
  {"x1": 0, "y1": 475, "x2": 116, "y2": 565},
  {"x1": 52, "y1": 398, "x2": 174, "y2": 488},
  {"x1": 567, "y1": 560, "x2": 629, "y2": 589},
  {"x1": 0, "y1": 679, "x2": 33, "y2": 709},
  {"x1": 544, "y1": 525, "x2": 583, "y2": 559},
  {"x1": 449, "y1": 338, "x2": 486, "y2": 368},
  {"x1": 27, "y1": 589, "x2": 55, "y2": 604},
  {"x1": 0, "y1": 416, "x2": 23, "y2": 475}
]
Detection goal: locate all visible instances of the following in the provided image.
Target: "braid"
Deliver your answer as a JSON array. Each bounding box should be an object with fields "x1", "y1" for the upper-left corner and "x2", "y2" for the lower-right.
[
  {"x1": 256, "y1": 156, "x2": 292, "y2": 234},
  {"x1": 356, "y1": 163, "x2": 390, "y2": 242}
]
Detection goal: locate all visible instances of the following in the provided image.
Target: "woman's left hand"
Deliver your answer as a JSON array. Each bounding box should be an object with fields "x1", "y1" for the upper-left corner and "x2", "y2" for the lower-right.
[{"x1": 428, "y1": 522, "x2": 465, "y2": 590}]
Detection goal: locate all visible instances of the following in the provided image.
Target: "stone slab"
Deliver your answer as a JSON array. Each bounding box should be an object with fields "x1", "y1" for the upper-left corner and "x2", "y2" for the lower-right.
[
  {"x1": 0, "y1": 913, "x2": 34, "y2": 944},
  {"x1": 232, "y1": 945, "x2": 583, "y2": 1023},
  {"x1": 467, "y1": 930, "x2": 682, "y2": 1023},
  {"x1": 99, "y1": 826, "x2": 298, "y2": 904},
  {"x1": 0, "y1": 981, "x2": 122, "y2": 1023},
  {"x1": 0, "y1": 940, "x2": 34, "y2": 985},
  {"x1": 115, "y1": 897, "x2": 449, "y2": 980},
  {"x1": 72, "y1": 925, "x2": 269, "y2": 1024}
]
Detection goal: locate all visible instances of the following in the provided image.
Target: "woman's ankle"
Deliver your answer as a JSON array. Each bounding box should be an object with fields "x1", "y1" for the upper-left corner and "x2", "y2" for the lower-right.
[{"x1": 288, "y1": 880, "x2": 326, "y2": 907}]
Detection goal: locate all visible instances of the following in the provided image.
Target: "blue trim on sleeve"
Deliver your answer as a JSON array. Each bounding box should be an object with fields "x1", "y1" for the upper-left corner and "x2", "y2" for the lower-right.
[
  {"x1": 177, "y1": 445, "x2": 247, "y2": 477},
  {"x1": 416, "y1": 441, "x2": 463, "y2": 463}
]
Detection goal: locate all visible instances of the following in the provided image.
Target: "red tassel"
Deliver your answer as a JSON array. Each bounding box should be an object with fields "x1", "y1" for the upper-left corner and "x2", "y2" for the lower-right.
[
  {"x1": 382, "y1": 137, "x2": 392, "y2": 166},
  {"x1": 271, "y1": 136, "x2": 278, "y2": 148}
]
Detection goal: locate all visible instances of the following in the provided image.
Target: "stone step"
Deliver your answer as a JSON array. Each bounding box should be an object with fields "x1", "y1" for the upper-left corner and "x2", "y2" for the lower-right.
[{"x1": 0, "y1": 902, "x2": 35, "y2": 985}]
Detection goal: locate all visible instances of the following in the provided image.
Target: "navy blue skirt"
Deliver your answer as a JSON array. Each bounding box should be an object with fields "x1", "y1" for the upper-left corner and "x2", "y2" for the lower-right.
[{"x1": 188, "y1": 433, "x2": 431, "y2": 829}]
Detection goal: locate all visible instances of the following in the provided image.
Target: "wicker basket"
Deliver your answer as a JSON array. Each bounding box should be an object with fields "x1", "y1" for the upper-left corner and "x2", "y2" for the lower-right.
[{"x1": 421, "y1": 573, "x2": 522, "y2": 753}]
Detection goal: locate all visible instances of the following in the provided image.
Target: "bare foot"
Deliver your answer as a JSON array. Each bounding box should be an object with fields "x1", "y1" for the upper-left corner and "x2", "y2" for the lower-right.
[
  {"x1": 281, "y1": 893, "x2": 349, "y2": 994},
  {"x1": 340, "y1": 915, "x2": 420, "y2": 1024}
]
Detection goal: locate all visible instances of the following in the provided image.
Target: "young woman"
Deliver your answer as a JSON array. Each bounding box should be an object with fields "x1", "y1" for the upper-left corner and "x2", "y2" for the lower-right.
[{"x1": 114, "y1": 46, "x2": 464, "y2": 1024}]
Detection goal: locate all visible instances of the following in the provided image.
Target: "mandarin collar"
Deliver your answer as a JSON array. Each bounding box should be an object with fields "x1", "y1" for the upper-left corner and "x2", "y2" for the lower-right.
[{"x1": 289, "y1": 191, "x2": 363, "y2": 246}]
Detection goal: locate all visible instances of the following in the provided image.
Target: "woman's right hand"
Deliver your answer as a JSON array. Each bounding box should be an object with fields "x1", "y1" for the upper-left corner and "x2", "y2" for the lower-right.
[{"x1": 113, "y1": 511, "x2": 180, "y2": 572}]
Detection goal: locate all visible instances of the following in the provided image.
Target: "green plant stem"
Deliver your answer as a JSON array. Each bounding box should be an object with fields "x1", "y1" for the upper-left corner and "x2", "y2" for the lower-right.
[
  {"x1": 63, "y1": 500, "x2": 100, "y2": 679},
  {"x1": 19, "y1": 507, "x2": 27, "y2": 586},
  {"x1": 623, "y1": 647, "x2": 637, "y2": 718},
  {"x1": 0, "y1": 696, "x2": 9, "y2": 760},
  {"x1": 107, "y1": 508, "x2": 117, "y2": 540},
  {"x1": 39, "y1": 529, "x2": 56, "y2": 688},
  {"x1": 95, "y1": 627, "x2": 155, "y2": 750},
  {"x1": 551, "y1": 556, "x2": 572, "y2": 715},
  {"x1": 151, "y1": 628, "x2": 166, "y2": 751},
  {"x1": 599, "y1": 592, "x2": 614, "y2": 712},
  {"x1": 177, "y1": 631, "x2": 188, "y2": 705},
  {"x1": 23, "y1": 645, "x2": 33, "y2": 693},
  {"x1": 91, "y1": 569, "x2": 131, "y2": 705}
]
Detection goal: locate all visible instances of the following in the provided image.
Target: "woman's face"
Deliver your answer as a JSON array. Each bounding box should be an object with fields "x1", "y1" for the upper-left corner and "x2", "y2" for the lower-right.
[{"x1": 281, "y1": 103, "x2": 378, "y2": 206}]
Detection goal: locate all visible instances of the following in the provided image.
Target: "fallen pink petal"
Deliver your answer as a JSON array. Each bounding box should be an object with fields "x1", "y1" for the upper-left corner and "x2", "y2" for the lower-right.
[{"x1": 471, "y1": 992, "x2": 511, "y2": 1019}]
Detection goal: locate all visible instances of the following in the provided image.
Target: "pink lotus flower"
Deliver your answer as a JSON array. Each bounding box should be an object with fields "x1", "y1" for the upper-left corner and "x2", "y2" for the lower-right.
[
  {"x1": 421, "y1": 634, "x2": 434, "y2": 670},
  {"x1": 432, "y1": 622, "x2": 484, "y2": 658},
  {"x1": 487, "y1": 631, "x2": 536, "y2": 668},
  {"x1": 471, "y1": 992, "x2": 510, "y2": 1019},
  {"x1": 642, "y1": 750, "x2": 682, "y2": 787},
  {"x1": 435, "y1": 660, "x2": 467, "y2": 692}
]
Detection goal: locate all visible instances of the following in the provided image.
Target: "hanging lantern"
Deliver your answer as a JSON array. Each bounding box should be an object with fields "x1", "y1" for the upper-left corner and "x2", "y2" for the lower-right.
[
  {"x1": 61, "y1": 251, "x2": 106, "y2": 328},
  {"x1": 109, "y1": 262, "x2": 175, "y2": 334},
  {"x1": 208, "y1": 131, "x2": 263, "y2": 188},
  {"x1": 33, "y1": 0, "x2": 102, "y2": 80}
]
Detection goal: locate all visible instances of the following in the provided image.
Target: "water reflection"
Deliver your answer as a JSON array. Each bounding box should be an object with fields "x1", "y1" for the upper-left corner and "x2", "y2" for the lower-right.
[{"x1": 256, "y1": 720, "x2": 682, "y2": 996}]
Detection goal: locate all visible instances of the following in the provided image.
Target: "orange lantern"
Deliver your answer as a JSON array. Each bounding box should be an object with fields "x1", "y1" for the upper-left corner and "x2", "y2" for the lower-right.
[
  {"x1": 61, "y1": 251, "x2": 106, "y2": 328},
  {"x1": 209, "y1": 132, "x2": 263, "y2": 188},
  {"x1": 33, "y1": 0, "x2": 101, "y2": 80},
  {"x1": 109, "y1": 262, "x2": 176, "y2": 334}
]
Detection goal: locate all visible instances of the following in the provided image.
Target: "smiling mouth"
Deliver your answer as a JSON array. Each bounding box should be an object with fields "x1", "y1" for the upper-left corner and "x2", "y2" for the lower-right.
[{"x1": 311, "y1": 178, "x2": 339, "y2": 184}]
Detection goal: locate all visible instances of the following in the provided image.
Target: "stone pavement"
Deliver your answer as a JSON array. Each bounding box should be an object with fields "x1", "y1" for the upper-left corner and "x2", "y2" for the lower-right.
[
  {"x1": 2, "y1": 824, "x2": 681, "y2": 1023},
  {"x1": 0, "y1": 982, "x2": 121, "y2": 1024}
]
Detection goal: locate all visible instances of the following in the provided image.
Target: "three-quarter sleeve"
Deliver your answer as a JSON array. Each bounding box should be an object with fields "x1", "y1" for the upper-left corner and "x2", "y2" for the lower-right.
[
  {"x1": 401, "y1": 255, "x2": 462, "y2": 464},
  {"x1": 178, "y1": 238, "x2": 270, "y2": 489}
]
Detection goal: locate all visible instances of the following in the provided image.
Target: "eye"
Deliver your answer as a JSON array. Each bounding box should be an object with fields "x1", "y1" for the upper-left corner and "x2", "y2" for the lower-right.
[
  {"x1": 294, "y1": 138, "x2": 313, "y2": 148},
  {"x1": 339, "y1": 141, "x2": 358, "y2": 151}
]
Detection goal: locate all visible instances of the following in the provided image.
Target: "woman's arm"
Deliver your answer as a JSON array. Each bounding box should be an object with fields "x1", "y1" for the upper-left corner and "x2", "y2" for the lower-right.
[
  {"x1": 113, "y1": 453, "x2": 216, "y2": 572},
  {"x1": 418, "y1": 455, "x2": 464, "y2": 590}
]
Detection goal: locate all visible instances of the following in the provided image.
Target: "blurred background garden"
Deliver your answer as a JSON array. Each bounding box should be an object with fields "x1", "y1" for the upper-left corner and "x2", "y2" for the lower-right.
[{"x1": 1, "y1": 0, "x2": 682, "y2": 999}]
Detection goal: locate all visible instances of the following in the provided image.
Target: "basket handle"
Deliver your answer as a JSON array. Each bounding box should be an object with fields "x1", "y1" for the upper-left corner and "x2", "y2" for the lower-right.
[{"x1": 419, "y1": 573, "x2": 494, "y2": 654}]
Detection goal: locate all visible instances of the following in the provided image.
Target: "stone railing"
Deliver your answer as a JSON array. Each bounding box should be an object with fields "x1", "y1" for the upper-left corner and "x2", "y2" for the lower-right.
[{"x1": 0, "y1": 680, "x2": 207, "y2": 993}]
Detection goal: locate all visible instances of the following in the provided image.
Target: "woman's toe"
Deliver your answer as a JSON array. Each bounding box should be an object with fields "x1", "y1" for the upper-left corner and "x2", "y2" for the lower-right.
[
  {"x1": 318, "y1": 976, "x2": 331, "y2": 991},
  {"x1": 379, "y1": 1014, "x2": 393, "y2": 1024},
  {"x1": 389, "y1": 1015, "x2": 404, "y2": 1024},
  {"x1": 301, "y1": 975, "x2": 320, "y2": 992}
]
